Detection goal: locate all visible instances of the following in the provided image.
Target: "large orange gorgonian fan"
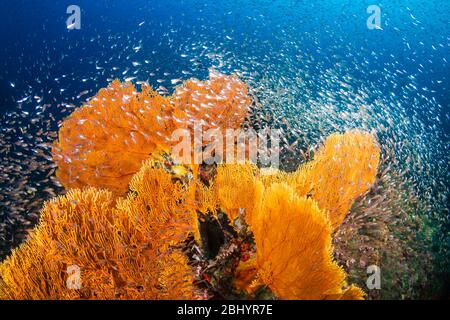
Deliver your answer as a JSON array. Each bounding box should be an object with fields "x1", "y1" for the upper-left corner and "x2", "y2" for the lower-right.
[
  {"x1": 250, "y1": 182, "x2": 364, "y2": 299},
  {"x1": 52, "y1": 72, "x2": 251, "y2": 195},
  {"x1": 0, "y1": 163, "x2": 199, "y2": 299},
  {"x1": 211, "y1": 131, "x2": 380, "y2": 299},
  {"x1": 213, "y1": 130, "x2": 380, "y2": 231},
  {"x1": 289, "y1": 130, "x2": 380, "y2": 229}
]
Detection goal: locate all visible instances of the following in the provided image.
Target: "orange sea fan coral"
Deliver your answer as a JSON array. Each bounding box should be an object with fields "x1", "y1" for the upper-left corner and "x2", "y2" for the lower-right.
[
  {"x1": 0, "y1": 185, "x2": 197, "y2": 300},
  {"x1": 172, "y1": 71, "x2": 251, "y2": 133},
  {"x1": 53, "y1": 72, "x2": 251, "y2": 195},
  {"x1": 115, "y1": 159, "x2": 200, "y2": 245},
  {"x1": 52, "y1": 80, "x2": 177, "y2": 194},
  {"x1": 0, "y1": 188, "x2": 117, "y2": 299},
  {"x1": 208, "y1": 131, "x2": 379, "y2": 230},
  {"x1": 194, "y1": 179, "x2": 220, "y2": 215},
  {"x1": 324, "y1": 284, "x2": 365, "y2": 300},
  {"x1": 289, "y1": 130, "x2": 380, "y2": 229},
  {"x1": 249, "y1": 182, "x2": 355, "y2": 299},
  {"x1": 214, "y1": 163, "x2": 260, "y2": 223}
]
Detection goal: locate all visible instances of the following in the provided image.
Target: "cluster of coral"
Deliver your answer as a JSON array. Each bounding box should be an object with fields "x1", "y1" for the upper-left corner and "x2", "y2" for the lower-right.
[
  {"x1": 52, "y1": 71, "x2": 250, "y2": 195},
  {"x1": 0, "y1": 72, "x2": 380, "y2": 300}
]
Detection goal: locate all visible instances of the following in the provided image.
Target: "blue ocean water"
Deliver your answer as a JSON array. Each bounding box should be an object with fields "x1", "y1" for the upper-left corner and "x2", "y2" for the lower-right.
[
  {"x1": 0, "y1": 0, "x2": 449, "y2": 298},
  {"x1": 1, "y1": 1, "x2": 449, "y2": 118}
]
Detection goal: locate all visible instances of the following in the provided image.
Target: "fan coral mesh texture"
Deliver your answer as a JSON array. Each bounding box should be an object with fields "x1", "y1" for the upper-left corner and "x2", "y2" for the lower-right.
[
  {"x1": 0, "y1": 167, "x2": 198, "y2": 299},
  {"x1": 53, "y1": 72, "x2": 251, "y2": 195},
  {"x1": 211, "y1": 131, "x2": 379, "y2": 299},
  {"x1": 215, "y1": 163, "x2": 259, "y2": 222},
  {"x1": 290, "y1": 130, "x2": 380, "y2": 229},
  {"x1": 172, "y1": 70, "x2": 251, "y2": 133},
  {"x1": 215, "y1": 130, "x2": 380, "y2": 230},
  {"x1": 251, "y1": 183, "x2": 358, "y2": 299}
]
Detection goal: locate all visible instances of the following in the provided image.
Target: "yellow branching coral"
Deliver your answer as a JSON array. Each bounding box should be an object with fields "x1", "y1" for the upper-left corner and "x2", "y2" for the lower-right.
[
  {"x1": 250, "y1": 183, "x2": 357, "y2": 299},
  {"x1": 289, "y1": 130, "x2": 380, "y2": 229},
  {"x1": 0, "y1": 183, "x2": 197, "y2": 299},
  {"x1": 53, "y1": 72, "x2": 251, "y2": 195}
]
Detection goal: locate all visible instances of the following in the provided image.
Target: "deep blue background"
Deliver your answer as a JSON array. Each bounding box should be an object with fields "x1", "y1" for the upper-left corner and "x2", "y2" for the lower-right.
[{"x1": 0, "y1": 1, "x2": 448, "y2": 130}]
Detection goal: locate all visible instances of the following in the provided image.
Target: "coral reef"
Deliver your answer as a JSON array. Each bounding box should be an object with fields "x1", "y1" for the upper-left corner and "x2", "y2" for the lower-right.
[{"x1": 1, "y1": 74, "x2": 382, "y2": 300}]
